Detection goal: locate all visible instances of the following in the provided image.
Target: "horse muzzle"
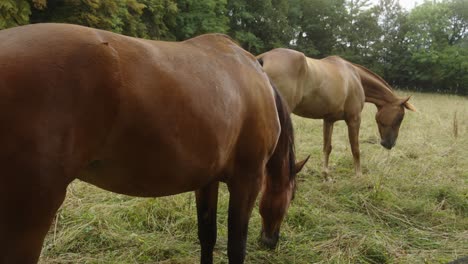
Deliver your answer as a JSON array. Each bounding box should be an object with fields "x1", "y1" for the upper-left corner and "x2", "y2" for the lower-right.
[
  {"x1": 380, "y1": 139, "x2": 395, "y2": 150},
  {"x1": 260, "y1": 229, "x2": 279, "y2": 249}
]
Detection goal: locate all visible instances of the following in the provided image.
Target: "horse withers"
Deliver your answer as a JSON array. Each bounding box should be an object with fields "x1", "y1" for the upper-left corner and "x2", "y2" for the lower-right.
[
  {"x1": 0, "y1": 24, "x2": 307, "y2": 264},
  {"x1": 258, "y1": 48, "x2": 416, "y2": 180}
]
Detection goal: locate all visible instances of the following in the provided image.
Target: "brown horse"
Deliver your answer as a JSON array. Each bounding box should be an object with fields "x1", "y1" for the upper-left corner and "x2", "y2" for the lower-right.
[
  {"x1": 0, "y1": 24, "x2": 308, "y2": 264},
  {"x1": 258, "y1": 48, "x2": 416, "y2": 179}
]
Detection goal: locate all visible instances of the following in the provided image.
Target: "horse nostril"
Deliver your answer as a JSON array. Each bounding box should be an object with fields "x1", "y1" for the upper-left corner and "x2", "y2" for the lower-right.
[
  {"x1": 380, "y1": 140, "x2": 393, "y2": 150},
  {"x1": 260, "y1": 230, "x2": 279, "y2": 249}
]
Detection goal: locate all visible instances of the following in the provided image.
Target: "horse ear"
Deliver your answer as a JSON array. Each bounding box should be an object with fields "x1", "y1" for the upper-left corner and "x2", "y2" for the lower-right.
[
  {"x1": 295, "y1": 155, "x2": 310, "y2": 174},
  {"x1": 401, "y1": 96, "x2": 417, "y2": 112}
]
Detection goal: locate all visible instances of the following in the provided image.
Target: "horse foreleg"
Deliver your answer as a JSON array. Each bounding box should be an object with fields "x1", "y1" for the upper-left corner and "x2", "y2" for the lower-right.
[
  {"x1": 195, "y1": 181, "x2": 219, "y2": 264},
  {"x1": 346, "y1": 117, "x2": 362, "y2": 177},
  {"x1": 322, "y1": 120, "x2": 334, "y2": 181},
  {"x1": 227, "y1": 176, "x2": 261, "y2": 264},
  {"x1": 0, "y1": 180, "x2": 67, "y2": 264}
]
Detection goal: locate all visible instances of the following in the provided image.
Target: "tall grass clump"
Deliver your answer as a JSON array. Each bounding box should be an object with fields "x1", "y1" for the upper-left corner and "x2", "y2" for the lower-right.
[
  {"x1": 40, "y1": 92, "x2": 468, "y2": 263},
  {"x1": 453, "y1": 111, "x2": 458, "y2": 139}
]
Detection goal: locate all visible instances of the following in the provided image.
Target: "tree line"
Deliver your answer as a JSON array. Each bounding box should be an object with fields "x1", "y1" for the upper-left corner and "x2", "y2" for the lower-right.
[{"x1": 1, "y1": 0, "x2": 467, "y2": 94}]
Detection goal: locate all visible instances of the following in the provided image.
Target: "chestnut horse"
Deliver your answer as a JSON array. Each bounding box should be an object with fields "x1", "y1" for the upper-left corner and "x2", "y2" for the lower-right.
[
  {"x1": 258, "y1": 48, "x2": 416, "y2": 179},
  {"x1": 0, "y1": 24, "x2": 307, "y2": 264}
]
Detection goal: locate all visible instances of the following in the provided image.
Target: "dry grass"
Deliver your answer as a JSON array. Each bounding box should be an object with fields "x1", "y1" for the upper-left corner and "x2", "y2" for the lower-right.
[{"x1": 40, "y1": 91, "x2": 468, "y2": 263}]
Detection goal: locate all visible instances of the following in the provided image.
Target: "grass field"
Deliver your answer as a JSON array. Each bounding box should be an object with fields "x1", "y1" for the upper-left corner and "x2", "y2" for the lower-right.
[{"x1": 40, "y1": 91, "x2": 468, "y2": 264}]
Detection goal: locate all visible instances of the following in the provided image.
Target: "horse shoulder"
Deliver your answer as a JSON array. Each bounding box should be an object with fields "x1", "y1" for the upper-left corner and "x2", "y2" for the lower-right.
[
  {"x1": 259, "y1": 48, "x2": 308, "y2": 111},
  {"x1": 301, "y1": 57, "x2": 343, "y2": 101}
]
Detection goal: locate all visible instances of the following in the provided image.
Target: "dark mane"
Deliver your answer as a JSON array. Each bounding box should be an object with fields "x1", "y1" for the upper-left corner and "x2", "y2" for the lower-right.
[{"x1": 266, "y1": 77, "x2": 296, "y2": 181}]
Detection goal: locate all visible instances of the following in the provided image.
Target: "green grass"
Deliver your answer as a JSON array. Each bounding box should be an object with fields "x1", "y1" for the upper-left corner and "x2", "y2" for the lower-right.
[{"x1": 40, "y1": 92, "x2": 468, "y2": 263}]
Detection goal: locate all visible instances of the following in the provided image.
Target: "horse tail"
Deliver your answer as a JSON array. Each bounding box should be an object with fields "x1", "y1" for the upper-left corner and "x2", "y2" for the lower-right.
[
  {"x1": 257, "y1": 50, "x2": 269, "y2": 66},
  {"x1": 257, "y1": 57, "x2": 264, "y2": 66},
  {"x1": 266, "y1": 77, "x2": 296, "y2": 181}
]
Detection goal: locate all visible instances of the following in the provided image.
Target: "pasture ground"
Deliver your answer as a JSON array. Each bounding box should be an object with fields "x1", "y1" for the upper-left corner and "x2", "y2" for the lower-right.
[{"x1": 40, "y1": 91, "x2": 468, "y2": 263}]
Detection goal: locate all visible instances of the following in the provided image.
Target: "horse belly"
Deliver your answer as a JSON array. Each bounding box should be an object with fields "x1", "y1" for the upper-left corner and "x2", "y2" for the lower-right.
[
  {"x1": 293, "y1": 95, "x2": 345, "y2": 120},
  {"x1": 77, "y1": 116, "x2": 235, "y2": 198},
  {"x1": 78, "y1": 161, "x2": 220, "y2": 197}
]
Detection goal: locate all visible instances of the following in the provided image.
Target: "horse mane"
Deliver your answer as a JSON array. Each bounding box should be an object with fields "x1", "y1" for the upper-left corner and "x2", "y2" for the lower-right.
[
  {"x1": 344, "y1": 61, "x2": 400, "y2": 104},
  {"x1": 350, "y1": 62, "x2": 395, "y2": 94},
  {"x1": 266, "y1": 77, "x2": 296, "y2": 182}
]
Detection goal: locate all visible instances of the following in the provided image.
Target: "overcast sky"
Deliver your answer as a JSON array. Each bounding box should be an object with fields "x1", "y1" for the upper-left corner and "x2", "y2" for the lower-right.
[{"x1": 369, "y1": 0, "x2": 422, "y2": 11}]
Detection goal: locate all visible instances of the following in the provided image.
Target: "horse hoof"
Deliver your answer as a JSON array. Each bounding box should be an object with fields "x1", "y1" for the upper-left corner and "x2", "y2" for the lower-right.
[{"x1": 321, "y1": 171, "x2": 333, "y2": 182}]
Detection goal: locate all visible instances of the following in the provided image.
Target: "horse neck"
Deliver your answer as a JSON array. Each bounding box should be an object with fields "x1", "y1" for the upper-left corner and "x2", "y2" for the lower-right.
[{"x1": 353, "y1": 64, "x2": 398, "y2": 106}]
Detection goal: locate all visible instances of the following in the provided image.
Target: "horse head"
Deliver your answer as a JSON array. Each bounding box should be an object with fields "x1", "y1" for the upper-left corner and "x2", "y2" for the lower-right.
[
  {"x1": 258, "y1": 83, "x2": 309, "y2": 249},
  {"x1": 259, "y1": 156, "x2": 309, "y2": 249},
  {"x1": 375, "y1": 96, "x2": 416, "y2": 149}
]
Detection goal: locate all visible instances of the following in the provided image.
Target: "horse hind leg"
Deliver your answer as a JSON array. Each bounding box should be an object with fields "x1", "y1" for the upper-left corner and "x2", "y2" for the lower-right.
[
  {"x1": 0, "y1": 166, "x2": 69, "y2": 264},
  {"x1": 322, "y1": 120, "x2": 334, "y2": 181},
  {"x1": 195, "y1": 181, "x2": 219, "y2": 264},
  {"x1": 227, "y1": 172, "x2": 262, "y2": 264}
]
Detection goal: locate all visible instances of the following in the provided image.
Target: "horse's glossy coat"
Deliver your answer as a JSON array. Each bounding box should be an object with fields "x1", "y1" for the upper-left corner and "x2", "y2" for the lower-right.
[
  {"x1": 0, "y1": 24, "x2": 304, "y2": 264},
  {"x1": 258, "y1": 48, "x2": 415, "y2": 179}
]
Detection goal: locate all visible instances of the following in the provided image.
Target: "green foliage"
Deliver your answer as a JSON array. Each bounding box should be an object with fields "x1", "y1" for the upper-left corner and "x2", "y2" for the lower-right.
[
  {"x1": 169, "y1": 0, "x2": 229, "y2": 40},
  {"x1": 29, "y1": 0, "x2": 178, "y2": 39},
  {"x1": 335, "y1": 0, "x2": 379, "y2": 58},
  {"x1": 403, "y1": 0, "x2": 468, "y2": 93},
  {"x1": 227, "y1": 0, "x2": 291, "y2": 53},
  {"x1": 0, "y1": 0, "x2": 31, "y2": 29},
  {"x1": 406, "y1": 1, "x2": 453, "y2": 49},
  {"x1": 372, "y1": 0, "x2": 411, "y2": 83},
  {"x1": 288, "y1": 0, "x2": 346, "y2": 56},
  {"x1": 136, "y1": 0, "x2": 178, "y2": 39},
  {"x1": 30, "y1": 0, "x2": 122, "y2": 31}
]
